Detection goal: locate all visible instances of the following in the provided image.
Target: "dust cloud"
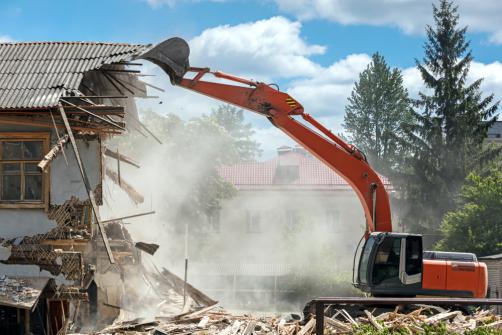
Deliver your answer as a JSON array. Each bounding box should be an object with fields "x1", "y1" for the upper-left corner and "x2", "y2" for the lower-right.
[{"x1": 101, "y1": 110, "x2": 365, "y2": 315}]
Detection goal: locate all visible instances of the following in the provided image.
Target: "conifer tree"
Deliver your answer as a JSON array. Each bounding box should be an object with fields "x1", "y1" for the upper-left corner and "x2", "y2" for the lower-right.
[
  {"x1": 344, "y1": 53, "x2": 412, "y2": 174},
  {"x1": 402, "y1": 0, "x2": 499, "y2": 241}
]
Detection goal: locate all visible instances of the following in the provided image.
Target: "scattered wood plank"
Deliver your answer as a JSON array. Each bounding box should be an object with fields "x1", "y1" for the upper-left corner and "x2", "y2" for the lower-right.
[
  {"x1": 424, "y1": 311, "x2": 462, "y2": 324},
  {"x1": 105, "y1": 168, "x2": 144, "y2": 204},
  {"x1": 92, "y1": 297, "x2": 502, "y2": 335},
  {"x1": 158, "y1": 267, "x2": 218, "y2": 307},
  {"x1": 59, "y1": 105, "x2": 115, "y2": 263},
  {"x1": 104, "y1": 147, "x2": 140, "y2": 168},
  {"x1": 135, "y1": 241, "x2": 159, "y2": 255},
  {"x1": 241, "y1": 320, "x2": 256, "y2": 335},
  {"x1": 38, "y1": 134, "x2": 69, "y2": 171},
  {"x1": 364, "y1": 309, "x2": 383, "y2": 330},
  {"x1": 297, "y1": 318, "x2": 315, "y2": 335}
]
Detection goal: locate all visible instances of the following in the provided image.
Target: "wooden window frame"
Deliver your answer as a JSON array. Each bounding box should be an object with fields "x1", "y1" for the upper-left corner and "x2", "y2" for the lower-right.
[{"x1": 0, "y1": 132, "x2": 50, "y2": 209}]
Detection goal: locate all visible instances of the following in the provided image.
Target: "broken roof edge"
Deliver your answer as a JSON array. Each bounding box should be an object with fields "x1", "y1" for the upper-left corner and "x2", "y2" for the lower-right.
[
  {"x1": 0, "y1": 40, "x2": 151, "y2": 47},
  {"x1": 0, "y1": 41, "x2": 152, "y2": 109},
  {"x1": 0, "y1": 276, "x2": 52, "y2": 311}
]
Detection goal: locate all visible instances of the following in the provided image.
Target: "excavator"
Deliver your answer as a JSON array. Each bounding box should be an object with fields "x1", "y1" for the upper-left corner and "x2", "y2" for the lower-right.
[{"x1": 138, "y1": 37, "x2": 488, "y2": 299}]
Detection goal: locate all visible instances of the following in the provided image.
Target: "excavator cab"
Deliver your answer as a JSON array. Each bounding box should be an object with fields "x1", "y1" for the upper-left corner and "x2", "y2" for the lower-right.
[{"x1": 356, "y1": 232, "x2": 423, "y2": 296}]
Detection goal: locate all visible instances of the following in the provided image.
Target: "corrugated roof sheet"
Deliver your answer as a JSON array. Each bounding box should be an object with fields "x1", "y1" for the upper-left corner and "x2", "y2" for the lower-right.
[
  {"x1": 218, "y1": 151, "x2": 392, "y2": 191},
  {"x1": 0, "y1": 41, "x2": 149, "y2": 109}
]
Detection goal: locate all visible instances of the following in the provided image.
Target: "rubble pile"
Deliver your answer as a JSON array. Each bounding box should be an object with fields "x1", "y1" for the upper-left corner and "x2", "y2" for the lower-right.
[{"x1": 86, "y1": 305, "x2": 501, "y2": 335}]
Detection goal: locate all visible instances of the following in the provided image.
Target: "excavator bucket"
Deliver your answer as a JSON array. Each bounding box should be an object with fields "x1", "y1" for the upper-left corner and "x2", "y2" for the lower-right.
[{"x1": 138, "y1": 37, "x2": 190, "y2": 84}]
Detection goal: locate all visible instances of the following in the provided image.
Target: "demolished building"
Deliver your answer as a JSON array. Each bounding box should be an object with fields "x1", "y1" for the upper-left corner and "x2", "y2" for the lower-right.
[{"x1": 0, "y1": 41, "x2": 154, "y2": 334}]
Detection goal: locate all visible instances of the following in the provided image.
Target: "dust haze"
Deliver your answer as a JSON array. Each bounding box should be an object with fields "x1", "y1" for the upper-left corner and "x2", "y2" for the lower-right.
[{"x1": 101, "y1": 109, "x2": 365, "y2": 314}]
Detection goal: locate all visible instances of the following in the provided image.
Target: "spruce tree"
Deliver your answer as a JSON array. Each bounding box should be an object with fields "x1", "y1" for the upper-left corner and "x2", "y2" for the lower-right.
[
  {"x1": 344, "y1": 53, "x2": 412, "y2": 174},
  {"x1": 402, "y1": 0, "x2": 499, "y2": 243}
]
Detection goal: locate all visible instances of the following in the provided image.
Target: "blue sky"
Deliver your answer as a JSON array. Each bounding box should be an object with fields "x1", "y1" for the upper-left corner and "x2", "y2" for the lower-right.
[{"x1": 1, "y1": 0, "x2": 501, "y2": 157}]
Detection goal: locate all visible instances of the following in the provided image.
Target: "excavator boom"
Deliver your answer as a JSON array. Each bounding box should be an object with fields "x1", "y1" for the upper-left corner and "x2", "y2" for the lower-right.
[
  {"x1": 139, "y1": 37, "x2": 488, "y2": 299},
  {"x1": 139, "y1": 38, "x2": 392, "y2": 234}
]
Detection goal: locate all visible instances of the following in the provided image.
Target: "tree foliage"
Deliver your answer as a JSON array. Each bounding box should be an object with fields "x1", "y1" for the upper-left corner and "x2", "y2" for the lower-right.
[
  {"x1": 344, "y1": 53, "x2": 412, "y2": 174},
  {"x1": 400, "y1": 0, "x2": 499, "y2": 239},
  {"x1": 203, "y1": 105, "x2": 262, "y2": 161},
  {"x1": 435, "y1": 171, "x2": 502, "y2": 256}
]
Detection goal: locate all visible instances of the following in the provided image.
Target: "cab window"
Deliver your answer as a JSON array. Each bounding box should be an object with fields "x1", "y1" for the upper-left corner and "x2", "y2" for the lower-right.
[
  {"x1": 372, "y1": 237, "x2": 401, "y2": 285},
  {"x1": 405, "y1": 236, "x2": 422, "y2": 275}
]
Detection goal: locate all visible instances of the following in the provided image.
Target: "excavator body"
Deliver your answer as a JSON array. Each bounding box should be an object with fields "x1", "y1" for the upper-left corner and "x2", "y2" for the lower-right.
[
  {"x1": 357, "y1": 232, "x2": 487, "y2": 298},
  {"x1": 138, "y1": 38, "x2": 488, "y2": 300}
]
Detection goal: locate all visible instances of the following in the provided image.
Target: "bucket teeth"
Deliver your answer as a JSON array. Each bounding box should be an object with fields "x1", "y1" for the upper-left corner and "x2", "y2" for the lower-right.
[{"x1": 138, "y1": 37, "x2": 190, "y2": 83}]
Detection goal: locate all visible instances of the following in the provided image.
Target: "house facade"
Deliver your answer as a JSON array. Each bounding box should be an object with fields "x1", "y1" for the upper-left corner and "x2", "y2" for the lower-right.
[
  {"x1": 487, "y1": 121, "x2": 502, "y2": 144},
  {"x1": 189, "y1": 146, "x2": 393, "y2": 310},
  {"x1": 0, "y1": 41, "x2": 150, "y2": 334}
]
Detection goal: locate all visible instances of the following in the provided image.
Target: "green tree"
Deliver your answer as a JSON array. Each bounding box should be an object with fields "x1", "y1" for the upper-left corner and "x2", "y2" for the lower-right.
[
  {"x1": 205, "y1": 105, "x2": 262, "y2": 161},
  {"x1": 344, "y1": 52, "x2": 412, "y2": 174},
  {"x1": 401, "y1": 0, "x2": 499, "y2": 240},
  {"x1": 435, "y1": 171, "x2": 502, "y2": 256}
]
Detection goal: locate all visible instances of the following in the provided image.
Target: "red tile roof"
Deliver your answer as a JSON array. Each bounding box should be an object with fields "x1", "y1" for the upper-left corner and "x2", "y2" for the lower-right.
[{"x1": 218, "y1": 151, "x2": 392, "y2": 191}]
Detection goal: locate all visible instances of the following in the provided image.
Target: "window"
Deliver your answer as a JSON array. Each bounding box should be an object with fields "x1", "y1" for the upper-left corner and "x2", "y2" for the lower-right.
[
  {"x1": 405, "y1": 236, "x2": 422, "y2": 275},
  {"x1": 0, "y1": 133, "x2": 49, "y2": 208},
  {"x1": 487, "y1": 133, "x2": 501, "y2": 138},
  {"x1": 358, "y1": 236, "x2": 375, "y2": 285},
  {"x1": 372, "y1": 237, "x2": 401, "y2": 285},
  {"x1": 246, "y1": 211, "x2": 261, "y2": 233},
  {"x1": 207, "y1": 209, "x2": 220, "y2": 233}
]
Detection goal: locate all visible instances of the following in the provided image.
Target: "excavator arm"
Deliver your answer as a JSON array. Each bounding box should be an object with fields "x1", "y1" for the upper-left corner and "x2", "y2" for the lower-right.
[{"x1": 139, "y1": 38, "x2": 392, "y2": 234}]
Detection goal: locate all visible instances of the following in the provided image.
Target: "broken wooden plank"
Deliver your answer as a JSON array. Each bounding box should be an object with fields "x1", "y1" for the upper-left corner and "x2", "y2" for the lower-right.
[
  {"x1": 424, "y1": 311, "x2": 462, "y2": 324},
  {"x1": 38, "y1": 134, "x2": 69, "y2": 171},
  {"x1": 102, "y1": 210, "x2": 155, "y2": 224},
  {"x1": 160, "y1": 267, "x2": 218, "y2": 307},
  {"x1": 486, "y1": 320, "x2": 502, "y2": 329},
  {"x1": 364, "y1": 310, "x2": 383, "y2": 330},
  {"x1": 59, "y1": 104, "x2": 115, "y2": 264},
  {"x1": 104, "y1": 147, "x2": 140, "y2": 168},
  {"x1": 297, "y1": 318, "x2": 315, "y2": 335},
  {"x1": 340, "y1": 309, "x2": 357, "y2": 326},
  {"x1": 50, "y1": 110, "x2": 68, "y2": 166},
  {"x1": 60, "y1": 98, "x2": 125, "y2": 131},
  {"x1": 241, "y1": 320, "x2": 256, "y2": 335},
  {"x1": 180, "y1": 303, "x2": 219, "y2": 320},
  {"x1": 135, "y1": 242, "x2": 159, "y2": 255},
  {"x1": 105, "y1": 168, "x2": 144, "y2": 204},
  {"x1": 324, "y1": 316, "x2": 352, "y2": 332}
]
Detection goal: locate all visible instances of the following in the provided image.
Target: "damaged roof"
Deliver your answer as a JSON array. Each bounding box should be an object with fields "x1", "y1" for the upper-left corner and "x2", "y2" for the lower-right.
[
  {"x1": 0, "y1": 41, "x2": 150, "y2": 109},
  {"x1": 0, "y1": 276, "x2": 51, "y2": 310}
]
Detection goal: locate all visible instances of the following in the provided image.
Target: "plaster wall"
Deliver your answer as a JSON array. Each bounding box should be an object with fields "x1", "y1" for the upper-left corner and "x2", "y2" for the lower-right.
[{"x1": 0, "y1": 125, "x2": 101, "y2": 240}]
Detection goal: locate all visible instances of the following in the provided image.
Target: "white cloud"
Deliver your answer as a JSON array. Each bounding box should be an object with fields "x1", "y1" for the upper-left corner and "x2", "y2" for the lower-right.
[
  {"x1": 139, "y1": 16, "x2": 502, "y2": 159},
  {"x1": 138, "y1": 16, "x2": 326, "y2": 117},
  {"x1": 275, "y1": 0, "x2": 502, "y2": 44},
  {"x1": 0, "y1": 35, "x2": 15, "y2": 43},
  {"x1": 285, "y1": 54, "x2": 371, "y2": 117},
  {"x1": 188, "y1": 16, "x2": 325, "y2": 80}
]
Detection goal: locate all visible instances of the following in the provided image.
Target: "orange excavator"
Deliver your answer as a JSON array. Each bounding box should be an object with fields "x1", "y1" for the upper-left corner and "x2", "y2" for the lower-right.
[{"x1": 139, "y1": 38, "x2": 487, "y2": 299}]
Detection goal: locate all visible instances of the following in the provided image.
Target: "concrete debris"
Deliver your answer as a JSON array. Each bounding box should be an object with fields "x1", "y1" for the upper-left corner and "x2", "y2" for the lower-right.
[{"x1": 87, "y1": 306, "x2": 501, "y2": 335}]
